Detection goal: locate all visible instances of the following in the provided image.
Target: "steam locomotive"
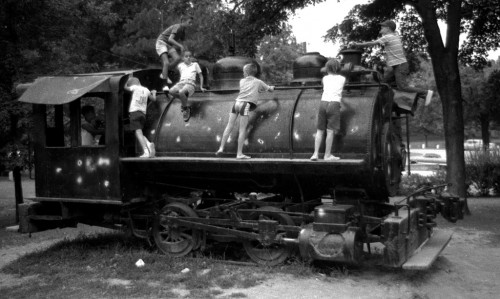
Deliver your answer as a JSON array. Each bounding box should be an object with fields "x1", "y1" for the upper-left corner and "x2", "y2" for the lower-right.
[{"x1": 16, "y1": 49, "x2": 464, "y2": 269}]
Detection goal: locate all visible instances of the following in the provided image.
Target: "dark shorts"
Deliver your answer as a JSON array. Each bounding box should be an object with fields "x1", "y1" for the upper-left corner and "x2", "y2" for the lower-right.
[
  {"x1": 129, "y1": 111, "x2": 146, "y2": 131},
  {"x1": 231, "y1": 101, "x2": 256, "y2": 116},
  {"x1": 317, "y1": 101, "x2": 340, "y2": 131}
]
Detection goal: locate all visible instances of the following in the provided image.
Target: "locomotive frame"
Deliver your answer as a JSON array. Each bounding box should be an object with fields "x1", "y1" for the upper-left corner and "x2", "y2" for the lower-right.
[{"x1": 16, "y1": 50, "x2": 464, "y2": 269}]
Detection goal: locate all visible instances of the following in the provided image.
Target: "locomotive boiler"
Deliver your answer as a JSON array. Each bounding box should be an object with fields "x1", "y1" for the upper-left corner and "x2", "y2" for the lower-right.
[{"x1": 16, "y1": 49, "x2": 464, "y2": 269}]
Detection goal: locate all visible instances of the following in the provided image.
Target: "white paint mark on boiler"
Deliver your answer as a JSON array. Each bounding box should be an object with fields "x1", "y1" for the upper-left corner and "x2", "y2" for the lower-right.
[
  {"x1": 150, "y1": 130, "x2": 155, "y2": 134},
  {"x1": 274, "y1": 132, "x2": 281, "y2": 140},
  {"x1": 274, "y1": 113, "x2": 280, "y2": 121},
  {"x1": 294, "y1": 112, "x2": 301, "y2": 118},
  {"x1": 55, "y1": 168, "x2": 62, "y2": 173},
  {"x1": 216, "y1": 135, "x2": 221, "y2": 142},
  {"x1": 176, "y1": 136, "x2": 181, "y2": 143},
  {"x1": 257, "y1": 139, "x2": 264, "y2": 145},
  {"x1": 104, "y1": 180, "x2": 110, "y2": 187},
  {"x1": 77, "y1": 160, "x2": 83, "y2": 167},
  {"x1": 350, "y1": 126, "x2": 359, "y2": 134},
  {"x1": 294, "y1": 132, "x2": 301, "y2": 141},
  {"x1": 97, "y1": 157, "x2": 111, "y2": 166},
  {"x1": 77, "y1": 176, "x2": 82, "y2": 184}
]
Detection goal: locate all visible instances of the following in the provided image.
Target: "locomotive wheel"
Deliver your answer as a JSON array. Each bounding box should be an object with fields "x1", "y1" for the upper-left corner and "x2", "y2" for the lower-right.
[
  {"x1": 243, "y1": 207, "x2": 295, "y2": 266},
  {"x1": 381, "y1": 122, "x2": 402, "y2": 196},
  {"x1": 153, "y1": 202, "x2": 200, "y2": 257}
]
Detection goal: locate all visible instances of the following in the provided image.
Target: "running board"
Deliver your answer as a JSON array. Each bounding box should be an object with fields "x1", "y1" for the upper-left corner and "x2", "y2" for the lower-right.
[{"x1": 402, "y1": 230, "x2": 453, "y2": 270}]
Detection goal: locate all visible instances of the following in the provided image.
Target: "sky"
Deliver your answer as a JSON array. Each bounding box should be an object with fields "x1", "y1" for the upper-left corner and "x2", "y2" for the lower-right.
[{"x1": 289, "y1": 0, "x2": 500, "y2": 60}]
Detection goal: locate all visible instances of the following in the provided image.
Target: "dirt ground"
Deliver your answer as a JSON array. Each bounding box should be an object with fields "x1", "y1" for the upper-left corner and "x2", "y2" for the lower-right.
[{"x1": 1, "y1": 177, "x2": 499, "y2": 299}]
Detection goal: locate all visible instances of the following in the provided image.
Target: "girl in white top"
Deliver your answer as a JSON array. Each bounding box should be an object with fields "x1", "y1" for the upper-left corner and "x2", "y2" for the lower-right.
[{"x1": 311, "y1": 59, "x2": 346, "y2": 161}]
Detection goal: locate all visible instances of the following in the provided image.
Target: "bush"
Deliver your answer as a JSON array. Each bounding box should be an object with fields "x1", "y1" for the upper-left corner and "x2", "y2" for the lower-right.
[
  {"x1": 398, "y1": 169, "x2": 447, "y2": 195},
  {"x1": 465, "y1": 149, "x2": 500, "y2": 196}
]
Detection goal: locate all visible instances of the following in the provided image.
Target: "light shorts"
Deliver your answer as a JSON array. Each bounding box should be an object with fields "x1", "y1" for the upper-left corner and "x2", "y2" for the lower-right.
[
  {"x1": 231, "y1": 101, "x2": 256, "y2": 116},
  {"x1": 317, "y1": 101, "x2": 340, "y2": 131},
  {"x1": 170, "y1": 82, "x2": 196, "y2": 97},
  {"x1": 155, "y1": 40, "x2": 169, "y2": 56},
  {"x1": 155, "y1": 40, "x2": 180, "y2": 57}
]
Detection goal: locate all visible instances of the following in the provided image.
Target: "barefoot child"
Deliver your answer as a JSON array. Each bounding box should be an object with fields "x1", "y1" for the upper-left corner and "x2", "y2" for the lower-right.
[
  {"x1": 216, "y1": 64, "x2": 274, "y2": 159},
  {"x1": 124, "y1": 77, "x2": 157, "y2": 158},
  {"x1": 310, "y1": 59, "x2": 345, "y2": 161}
]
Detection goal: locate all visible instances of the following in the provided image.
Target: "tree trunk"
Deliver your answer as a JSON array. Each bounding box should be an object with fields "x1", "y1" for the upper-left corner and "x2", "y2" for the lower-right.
[
  {"x1": 415, "y1": 0, "x2": 467, "y2": 197},
  {"x1": 480, "y1": 115, "x2": 490, "y2": 150}
]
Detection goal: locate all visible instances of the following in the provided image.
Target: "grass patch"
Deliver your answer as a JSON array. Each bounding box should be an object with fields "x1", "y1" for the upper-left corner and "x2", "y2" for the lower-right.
[
  {"x1": 1, "y1": 230, "x2": 366, "y2": 298},
  {"x1": 0, "y1": 232, "x2": 277, "y2": 298}
]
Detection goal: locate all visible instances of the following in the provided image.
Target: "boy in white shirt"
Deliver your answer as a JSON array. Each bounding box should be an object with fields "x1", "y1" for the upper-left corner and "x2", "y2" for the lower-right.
[
  {"x1": 169, "y1": 51, "x2": 206, "y2": 122},
  {"x1": 124, "y1": 77, "x2": 157, "y2": 158}
]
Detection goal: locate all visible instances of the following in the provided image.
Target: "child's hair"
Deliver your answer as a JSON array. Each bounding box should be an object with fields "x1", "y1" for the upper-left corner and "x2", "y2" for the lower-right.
[
  {"x1": 243, "y1": 64, "x2": 258, "y2": 76},
  {"x1": 325, "y1": 59, "x2": 341, "y2": 74},
  {"x1": 81, "y1": 105, "x2": 95, "y2": 116},
  {"x1": 127, "y1": 77, "x2": 140, "y2": 86}
]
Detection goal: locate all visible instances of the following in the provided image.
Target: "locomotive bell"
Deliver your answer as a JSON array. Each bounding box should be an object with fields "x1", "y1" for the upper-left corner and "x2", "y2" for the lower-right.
[
  {"x1": 339, "y1": 49, "x2": 363, "y2": 66},
  {"x1": 291, "y1": 52, "x2": 327, "y2": 85},
  {"x1": 212, "y1": 56, "x2": 261, "y2": 90}
]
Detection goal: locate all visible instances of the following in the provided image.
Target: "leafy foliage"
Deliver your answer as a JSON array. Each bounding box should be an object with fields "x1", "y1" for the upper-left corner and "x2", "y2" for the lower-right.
[
  {"x1": 0, "y1": 0, "x2": 321, "y2": 172},
  {"x1": 325, "y1": 0, "x2": 500, "y2": 197},
  {"x1": 257, "y1": 24, "x2": 306, "y2": 84},
  {"x1": 465, "y1": 149, "x2": 500, "y2": 196}
]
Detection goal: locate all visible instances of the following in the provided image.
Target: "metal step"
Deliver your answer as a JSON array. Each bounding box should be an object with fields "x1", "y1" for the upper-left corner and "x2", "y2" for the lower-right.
[{"x1": 402, "y1": 229, "x2": 453, "y2": 270}]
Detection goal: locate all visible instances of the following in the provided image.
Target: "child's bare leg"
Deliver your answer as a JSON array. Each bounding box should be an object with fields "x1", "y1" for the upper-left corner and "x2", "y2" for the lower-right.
[
  {"x1": 169, "y1": 49, "x2": 182, "y2": 69},
  {"x1": 217, "y1": 113, "x2": 238, "y2": 154},
  {"x1": 237, "y1": 115, "x2": 249, "y2": 158},
  {"x1": 324, "y1": 129, "x2": 334, "y2": 158},
  {"x1": 160, "y1": 53, "x2": 171, "y2": 84},
  {"x1": 324, "y1": 129, "x2": 339, "y2": 160},
  {"x1": 178, "y1": 89, "x2": 188, "y2": 107},
  {"x1": 311, "y1": 129, "x2": 324, "y2": 160},
  {"x1": 135, "y1": 129, "x2": 149, "y2": 156}
]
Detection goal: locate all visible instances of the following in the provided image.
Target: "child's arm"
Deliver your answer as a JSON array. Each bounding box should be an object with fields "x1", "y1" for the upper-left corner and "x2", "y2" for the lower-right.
[
  {"x1": 351, "y1": 39, "x2": 380, "y2": 48},
  {"x1": 168, "y1": 25, "x2": 184, "y2": 52},
  {"x1": 195, "y1": 64, "x2": 206, "y2": 92},
  {"x1": 198, "y1": 74, "x2": 206, "y2": 92},
  {"x1": 259, "y1": 80, "x2": 275, "y2": 92}
]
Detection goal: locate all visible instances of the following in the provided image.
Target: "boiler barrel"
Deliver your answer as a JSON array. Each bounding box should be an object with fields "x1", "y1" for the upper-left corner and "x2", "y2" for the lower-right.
[{"x1": 134, "y1": 85, "x2": 388, "y2": 198}]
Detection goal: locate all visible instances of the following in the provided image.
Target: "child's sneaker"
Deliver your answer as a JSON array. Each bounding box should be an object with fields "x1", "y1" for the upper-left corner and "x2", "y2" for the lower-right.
[
  {"x1": 162, "y1": 85, "x2": 170, "y2": 92},
  {"x1": 139, "y1": 147, "x2": 150, "y2": 158},
  {"x1": 424, "y1": 90, "x2": 433, "y2": 106},
  {"x1": 146, "y1": 141, "x2": 155, "y2": 158},
  {"x1": 324, "y1": 155, "x2": 340, "y2": 161},
  {"x1": 181, "y1": 106, "x2": 191, "y2": 122}
]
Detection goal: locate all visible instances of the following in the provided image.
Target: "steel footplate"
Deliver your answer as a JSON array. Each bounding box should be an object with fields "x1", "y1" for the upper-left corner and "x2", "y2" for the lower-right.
[{"x1": 402, "y1": 229, "x2": 453, "y2": 270}]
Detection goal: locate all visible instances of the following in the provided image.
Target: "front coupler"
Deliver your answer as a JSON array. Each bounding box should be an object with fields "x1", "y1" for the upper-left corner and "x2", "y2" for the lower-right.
[{"x1": 382, "y1": 184, "x2": 464, "y2": 267}]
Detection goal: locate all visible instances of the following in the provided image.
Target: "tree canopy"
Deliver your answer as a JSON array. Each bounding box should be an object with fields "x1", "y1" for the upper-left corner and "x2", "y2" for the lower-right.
[
  {"x1": 0, "y1": 0, "x2": 323, "y2": 171},
  {"x1": 326, "y1": 0, "x2": 500, "y2": 197}
]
